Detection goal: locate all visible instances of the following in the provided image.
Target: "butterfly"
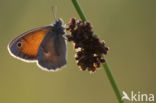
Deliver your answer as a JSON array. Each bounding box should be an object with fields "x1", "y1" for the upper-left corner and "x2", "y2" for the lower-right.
[{"x1": 8, "y1": 19, "x2": 67, "y2": 71}]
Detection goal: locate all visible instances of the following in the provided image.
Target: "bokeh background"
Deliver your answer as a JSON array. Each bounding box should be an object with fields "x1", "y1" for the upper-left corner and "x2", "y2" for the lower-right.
[{"x1": 0, "y1": 0, "x2": 156, "y2": 103}]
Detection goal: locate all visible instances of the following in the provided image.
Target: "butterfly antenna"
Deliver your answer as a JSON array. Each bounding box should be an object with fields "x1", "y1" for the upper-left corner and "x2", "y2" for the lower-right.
[{"x1": 51, "y1": 6, "x2": 58, "y2": 21}]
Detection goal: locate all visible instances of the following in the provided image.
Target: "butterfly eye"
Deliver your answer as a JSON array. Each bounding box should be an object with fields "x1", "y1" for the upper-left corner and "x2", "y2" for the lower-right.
[{"x1": 16, "y1": 41, "x2": 22, "y2": 49}]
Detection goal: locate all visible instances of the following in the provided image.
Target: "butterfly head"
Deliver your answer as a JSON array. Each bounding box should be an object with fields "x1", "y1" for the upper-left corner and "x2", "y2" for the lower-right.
[{"x1": 51, "y1": 19, "x2": 65, "y2": 35}]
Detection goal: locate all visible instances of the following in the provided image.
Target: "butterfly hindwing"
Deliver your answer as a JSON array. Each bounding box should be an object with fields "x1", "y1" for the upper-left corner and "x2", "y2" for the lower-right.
[{"x1": 37, "y1": 31, "x2": 67, "y2": 70}]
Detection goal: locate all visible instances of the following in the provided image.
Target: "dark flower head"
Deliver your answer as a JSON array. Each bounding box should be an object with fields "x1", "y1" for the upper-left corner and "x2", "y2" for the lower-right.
[{"x1": 66, "y1": 18, "x2": 109, "y2": 72}]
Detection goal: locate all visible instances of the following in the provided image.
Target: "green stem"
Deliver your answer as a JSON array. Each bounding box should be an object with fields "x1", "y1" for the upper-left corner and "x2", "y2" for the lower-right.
[
  {"x1": 71, "y1": 0, "x2": 87, "y2": 22},
  {"x1": 71, "y1": 0, "x2": 124, "y2": 103},
  {"x1": 102, "y1": 58, "x2": 124, "y2": 103}
]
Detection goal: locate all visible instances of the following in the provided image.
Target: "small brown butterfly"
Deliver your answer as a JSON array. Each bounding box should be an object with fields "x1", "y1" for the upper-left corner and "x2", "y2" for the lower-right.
[{"x1": 8, "y1": 19, "x2": 67, "y2": 71}]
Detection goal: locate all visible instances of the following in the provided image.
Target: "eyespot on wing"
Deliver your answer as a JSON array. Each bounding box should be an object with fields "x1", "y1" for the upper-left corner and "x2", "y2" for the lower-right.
[{"x1": 8, "y1": 26, "x2": 52, "y2": 61}]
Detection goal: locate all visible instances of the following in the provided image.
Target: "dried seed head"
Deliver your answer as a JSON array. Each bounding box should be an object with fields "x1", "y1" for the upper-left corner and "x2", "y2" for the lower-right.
[{"x1": 66, "y1": 18, "x2": 109, "y2": 72}]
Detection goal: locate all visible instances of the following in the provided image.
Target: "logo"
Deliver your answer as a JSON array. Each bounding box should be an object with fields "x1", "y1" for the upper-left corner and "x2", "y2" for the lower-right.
[{"x1": 122, "y1": 91, "x2": 155, "y2": 102}]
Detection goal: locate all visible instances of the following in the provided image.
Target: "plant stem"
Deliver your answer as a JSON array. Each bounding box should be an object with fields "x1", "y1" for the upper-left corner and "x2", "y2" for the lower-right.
[
  {"x1": 102, "y1": 58, "x2": 124, "y2": 103},
  {"x1": 71, "y1": 0, "x2": 87, "y2": 22},
  {"x1": 71, "y1": 0, "x2": 124, "y2": 103}
]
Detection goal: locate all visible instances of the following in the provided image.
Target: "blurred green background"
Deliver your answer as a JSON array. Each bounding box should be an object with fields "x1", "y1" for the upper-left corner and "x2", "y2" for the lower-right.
[{"x1": 0, "y1": 0, "x2": 156, "y2": 103}]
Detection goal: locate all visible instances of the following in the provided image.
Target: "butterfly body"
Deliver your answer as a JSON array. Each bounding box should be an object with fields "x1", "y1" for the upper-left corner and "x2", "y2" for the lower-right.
[{"x1": 8, "y1": 19, "x2": 67, "y2": 71}]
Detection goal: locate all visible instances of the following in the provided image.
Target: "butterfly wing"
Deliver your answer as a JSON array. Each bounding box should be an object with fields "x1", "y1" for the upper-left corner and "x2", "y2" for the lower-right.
[
  {"x1": 8, "y1": 26, "x2": 52, "y2": 61},
  {"x1": 37, "y1": 31, "x2": 67, "y2": 70}
]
